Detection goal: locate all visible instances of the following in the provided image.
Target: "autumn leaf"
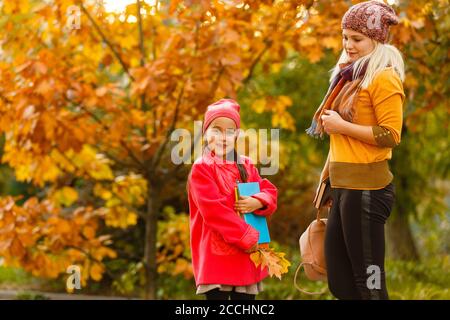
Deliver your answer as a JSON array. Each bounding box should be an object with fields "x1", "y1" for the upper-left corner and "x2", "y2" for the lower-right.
[
  {"x1": 90, "y1": 263, "x2": 104, "y2": 281},
  {"x1": 51, "y1": 187, "x2": 79, "y2": 207},
  {"x1": 250, "y1": 246, "x2": 291, "y2": 280}
]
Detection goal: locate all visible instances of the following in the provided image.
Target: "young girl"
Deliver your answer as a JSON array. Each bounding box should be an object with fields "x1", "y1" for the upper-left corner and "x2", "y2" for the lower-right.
[
  {"x1": 307, "y1": 1, "x2": 405, "y2": 300},
  {"x1": 187, "y1": 99, "x2": 278, "y2": 300}
]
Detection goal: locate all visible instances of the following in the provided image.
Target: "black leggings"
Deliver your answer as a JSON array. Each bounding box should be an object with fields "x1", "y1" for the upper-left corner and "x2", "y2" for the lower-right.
[
  {"x1": 205, "y1": 288, "x2": 256, "y2": 300},
  {"x1": 324, "y1": 183, "x2": 395, "y2": 300}
]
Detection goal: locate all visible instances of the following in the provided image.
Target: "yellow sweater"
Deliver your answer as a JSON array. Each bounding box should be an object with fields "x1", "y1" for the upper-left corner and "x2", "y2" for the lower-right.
[{"x1": 329, "y1": 68, "x2": 405, "y2": 190}]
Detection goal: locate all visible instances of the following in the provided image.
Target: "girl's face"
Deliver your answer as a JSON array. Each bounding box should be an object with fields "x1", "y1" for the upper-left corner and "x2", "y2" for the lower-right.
[
  {"x1": 342, "y1": 29, "x2": 376, "y2": 62},
  {"x1": 205, "y1": 117, "x2": 238, "y2": 158}
]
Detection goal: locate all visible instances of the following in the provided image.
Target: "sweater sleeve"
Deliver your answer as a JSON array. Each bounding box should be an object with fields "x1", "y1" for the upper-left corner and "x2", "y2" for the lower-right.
[
  {"x1": 247, "y1": 160, "x2": 278, "y2": 217},
  {"x1": 189, "y1": 163, "x2": 259, "y2": 251},
  {"x1": 370, "y1": 69, "x2": 405, "y2": 148}
]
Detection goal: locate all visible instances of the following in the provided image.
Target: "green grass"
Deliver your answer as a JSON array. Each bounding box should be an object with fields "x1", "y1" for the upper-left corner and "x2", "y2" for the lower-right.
[
  {"x1": 386, "y1": 257, "x2": 450, "y2": 300},
  {"x1": 1, "y1": 250, "x2": 449, "y2": 300},
  {"x1": 150, "y1": 244, "x2": 450, "y2": 300},
  {"x1": 15, "y1": 292, "x2": 50, "y2": 300},
  {"x1": 0, "y1": 265, "x2": 36, "y2": 287}
]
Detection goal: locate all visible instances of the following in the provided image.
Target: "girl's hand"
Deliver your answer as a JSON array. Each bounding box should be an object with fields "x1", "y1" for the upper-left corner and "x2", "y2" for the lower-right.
[
  {"x1": 321, "y1": 110, "x2": 346, "y2": 135},
  {"x1": 245, "y1": 243, "x2": 259, "y2": 253},
  {"x1": 234, "y1": 196, "x2": 263, "y2": 214}
]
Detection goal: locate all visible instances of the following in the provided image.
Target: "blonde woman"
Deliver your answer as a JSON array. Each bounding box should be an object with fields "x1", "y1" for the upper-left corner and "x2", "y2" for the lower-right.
[{"x1": 306, "y1": 1, "x2": 405, "y2": 300}]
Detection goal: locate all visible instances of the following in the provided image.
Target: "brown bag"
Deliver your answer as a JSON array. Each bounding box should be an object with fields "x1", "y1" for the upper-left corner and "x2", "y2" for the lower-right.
[{"x1": 293, "y1": 179, "x2": 331, "y2": 295}]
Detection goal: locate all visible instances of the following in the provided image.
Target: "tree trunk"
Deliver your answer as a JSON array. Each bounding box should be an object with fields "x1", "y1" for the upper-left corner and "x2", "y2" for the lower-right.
[
  {"x1": 143, "y1": 186, "x2": 159, "y2": 299},
  {"x1": 386, "y1": 210, "x2": 420, "y2": 261}
]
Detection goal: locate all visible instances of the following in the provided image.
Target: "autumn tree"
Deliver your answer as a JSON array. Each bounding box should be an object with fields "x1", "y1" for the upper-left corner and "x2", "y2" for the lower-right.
[{"x1": 0, "y1": 0, "x2": 318, "y2": 299}]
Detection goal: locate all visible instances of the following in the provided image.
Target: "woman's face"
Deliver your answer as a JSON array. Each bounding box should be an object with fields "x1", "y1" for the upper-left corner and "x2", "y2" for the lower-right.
[
  {"x1": 205, "y1": 117, "x2": 238, "y2": 158},
  {"x1": 342, "y1": 29, "x2": 376, "y2": 62}
]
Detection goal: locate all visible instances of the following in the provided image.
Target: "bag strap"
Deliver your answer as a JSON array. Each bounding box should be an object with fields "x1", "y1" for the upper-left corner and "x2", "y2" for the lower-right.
[
  {"x1": 293, "y1": 262, "x2": 328, "y2": 295},
  {"x1": 293, "y1": 208, "x2": 330, "y2": 295}
]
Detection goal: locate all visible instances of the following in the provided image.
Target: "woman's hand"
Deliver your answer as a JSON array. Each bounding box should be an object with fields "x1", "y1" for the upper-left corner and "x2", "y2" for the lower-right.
[
  {"x1": 234, "y1": 196, "x2": 263, "y2": 214},
  {"x1": 321, "y1": 110, "x2": 346, "y2": 135},
  {"x1": 321, "y1": 110, "x2": 379, "y2": 145}
]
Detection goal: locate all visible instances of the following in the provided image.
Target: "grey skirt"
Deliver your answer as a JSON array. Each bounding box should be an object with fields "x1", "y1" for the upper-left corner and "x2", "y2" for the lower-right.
[{"x1": 196, "y1": 282, "x2": 264, "y2": 295}]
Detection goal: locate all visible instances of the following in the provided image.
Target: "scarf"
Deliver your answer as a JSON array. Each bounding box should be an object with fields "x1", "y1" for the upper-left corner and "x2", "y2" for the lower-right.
[{"x1": 305, "y1": 61, "x2": 368, "y2": 139}]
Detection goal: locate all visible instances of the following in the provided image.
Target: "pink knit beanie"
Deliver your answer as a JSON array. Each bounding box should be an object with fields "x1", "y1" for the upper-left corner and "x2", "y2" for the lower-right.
[
  {"x1": 342, "y1": 0, "x2": 399, "y2": 43},
  {"x1": 203, "y1": 99, "x2": 241, "y2": 133}
]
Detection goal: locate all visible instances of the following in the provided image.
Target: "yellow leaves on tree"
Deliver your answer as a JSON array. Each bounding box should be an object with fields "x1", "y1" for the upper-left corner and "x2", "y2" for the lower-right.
[
  {"x1": 271, "y1": 95, "x2": 295, "y2": 131},
  {"x1": 156, "y1": 209, "x2": 193, "y2": 279},
  {"x1": 2, "y1": 143, "x2": 113, "y2": 187},
  {"x1": 2, "y1": 0, "x2": 30, "y2": 15},
  {"x1": 251, "y1": 95, "x2": 295, "y2": 131},
  {"x1": 104, "y1": 206, "x2": 138, "y2": 229},
  {"x1": 94, "y1": 173, "x2": 147, "y2": 229},
  {"x1": 50, "y1": 186, "x2": 79, "y2": 207},
  {"x1": 299, "y1": 35, "x2": 324, "y2": 63},
  {"x1": 250, "y1": 247, "x2": 291, "y2": 280},
  {"x1": 69, "y1": 145, "x2": 115, "y2": 181},
  {"x1": 0, "y1": 196, "x2": 116, "y2": 283}
]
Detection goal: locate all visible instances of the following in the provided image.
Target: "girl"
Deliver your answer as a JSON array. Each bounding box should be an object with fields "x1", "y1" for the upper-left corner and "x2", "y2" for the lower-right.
[
  {"x1": 306, "y1": 1, "x2": 405, "y2": 300},
  {"x1": 187, "y1": 99, "x2": 278, "y2": 300}
]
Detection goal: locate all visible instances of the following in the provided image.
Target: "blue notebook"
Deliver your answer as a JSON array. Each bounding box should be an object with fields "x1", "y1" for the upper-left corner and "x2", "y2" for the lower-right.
[{"x1": 236, "y1": 182, "x2": 271, "y2": 244}]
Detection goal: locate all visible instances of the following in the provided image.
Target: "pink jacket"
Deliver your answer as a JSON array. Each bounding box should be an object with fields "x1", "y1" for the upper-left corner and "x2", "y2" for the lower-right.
[{"x1": 187, "y1": 150, "x2": 278, "y2": 286}]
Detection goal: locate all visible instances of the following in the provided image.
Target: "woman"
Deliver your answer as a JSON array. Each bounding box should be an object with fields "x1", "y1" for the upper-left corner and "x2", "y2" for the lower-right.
[{"x1": 306, "y1": 1, "x2": 405, "y2": 300}]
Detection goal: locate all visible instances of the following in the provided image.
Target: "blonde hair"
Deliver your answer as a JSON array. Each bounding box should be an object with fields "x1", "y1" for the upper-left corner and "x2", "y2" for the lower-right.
[{"x1": 330, "y1": 42, "x2": 405, "y2": 89}]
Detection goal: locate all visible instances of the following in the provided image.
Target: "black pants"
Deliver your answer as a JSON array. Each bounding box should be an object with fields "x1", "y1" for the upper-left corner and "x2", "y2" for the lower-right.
[
  {"x1": 205, "y1": 288, "x2": 256, "y2": 300},
  {"x1": 324, "y1": 183, "x2": 395, "y2": 300}
]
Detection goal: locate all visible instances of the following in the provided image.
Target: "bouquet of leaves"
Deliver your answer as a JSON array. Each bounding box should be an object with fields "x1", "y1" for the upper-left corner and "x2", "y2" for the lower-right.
[{"x1": 250, "y1": 246, "x2": 291, "y2": 280}]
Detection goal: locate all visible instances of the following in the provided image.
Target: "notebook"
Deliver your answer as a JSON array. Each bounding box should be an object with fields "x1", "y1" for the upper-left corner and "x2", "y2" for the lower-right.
[{"x1": 236, "y1": 181, "x2": 271, "y2": 244}]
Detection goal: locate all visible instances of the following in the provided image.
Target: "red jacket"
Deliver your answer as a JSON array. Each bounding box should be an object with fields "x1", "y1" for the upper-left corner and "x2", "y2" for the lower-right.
[{"x1": 187, "y1": 150, "x2": 278, "y2": 286}]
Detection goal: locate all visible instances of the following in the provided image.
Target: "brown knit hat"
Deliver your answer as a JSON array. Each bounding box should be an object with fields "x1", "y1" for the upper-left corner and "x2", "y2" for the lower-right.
[{"x1": 342, "y1": 0, "x2": 399, "y2": 43}]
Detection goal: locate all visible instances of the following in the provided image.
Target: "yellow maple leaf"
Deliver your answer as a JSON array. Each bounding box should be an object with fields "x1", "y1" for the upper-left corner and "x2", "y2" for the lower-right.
[
  {"x1": 90, "y1": 263, "x2": 104, "y2": 281},
  {"x1": 251, "y1": 99, "x2": 266, "y2": 114},
  {"x1": 249, "y1": 247, "x2": 291, "y2": 280},
  {"x1": 52, "y1": 186, "x2": 79, "y2": 207}
]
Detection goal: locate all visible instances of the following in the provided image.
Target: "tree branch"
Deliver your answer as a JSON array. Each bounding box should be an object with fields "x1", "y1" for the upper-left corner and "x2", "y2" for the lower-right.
[
  {"x1": 53, "y1": 145, "x2": 146, "y2": 220},
  {"x1": 241, "y1": 38, "x2": 273, "y2": 86},
  {"x1": 79, "y1": 1, "x2": 134, "y2": 81},
  {"x1": 150, "y1": 84, "x2": 185, "y2": 173},
  {"x1": 136, "y1": 0, "x2": 148, "y2": 113},
  {"x1": 240, "y1": 2, "x2": 314, "y2": 87},
  {"x1": 136, "y1": 0, "x2": 146, "y2": 67},
  {"x1": 71, "y1": 100, "x2": 145, "y2": 169}
]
